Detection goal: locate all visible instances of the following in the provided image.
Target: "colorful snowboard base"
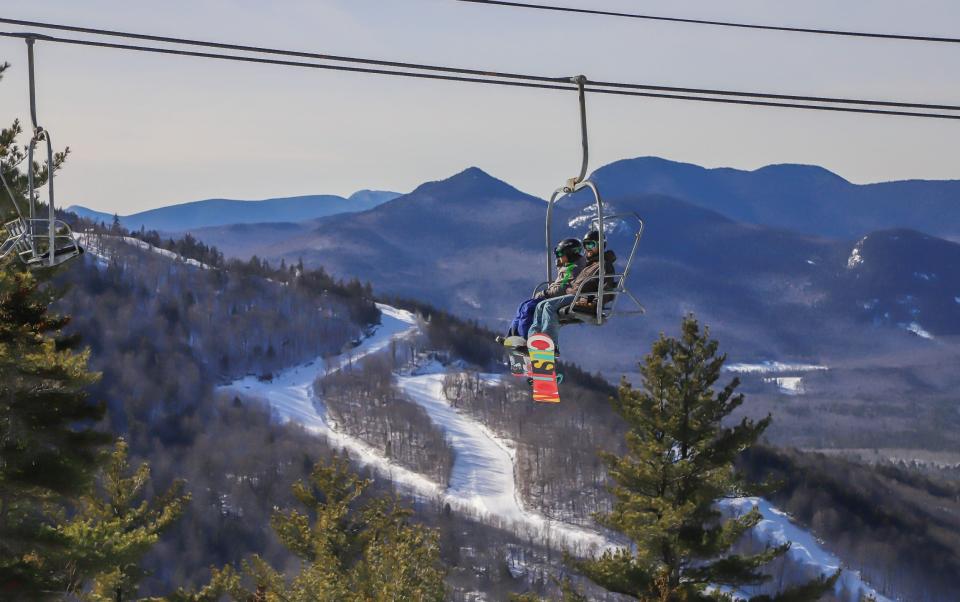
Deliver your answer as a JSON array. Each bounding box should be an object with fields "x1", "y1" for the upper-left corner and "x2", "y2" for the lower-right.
[{"x1": 527, "y1": 333, "x2": 560, "y2": 404}]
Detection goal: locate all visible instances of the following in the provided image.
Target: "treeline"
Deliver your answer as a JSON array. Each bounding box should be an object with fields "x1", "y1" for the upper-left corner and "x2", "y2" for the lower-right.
[
  {"x1": 317, "y1": 353, "x2": 455, "y2": 486},
  {"x1": 64, "y1": 234, "x2": 369, "y2": 385},
  {"x1": 75, "y1": 217, "x2": 380, "y2": 326}
]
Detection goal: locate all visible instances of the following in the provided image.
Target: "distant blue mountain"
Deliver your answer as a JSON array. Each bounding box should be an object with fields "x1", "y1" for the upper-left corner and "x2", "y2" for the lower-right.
[
  {"x1": 66, "y1": 189, "x2": 401, "y2": 232},
  {"x1": 592, "y1": 157, "x2": 960, "y2": 240},
  {"x1": 191, "y1": 164, "x2": 960, "y2": 376}
]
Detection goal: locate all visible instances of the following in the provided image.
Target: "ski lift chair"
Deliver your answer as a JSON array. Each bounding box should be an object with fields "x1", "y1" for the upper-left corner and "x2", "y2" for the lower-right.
[
  {"x1": 534, "y1": 76, "x2": 645, "y2": 327},
  {"x1": 0, "y1": 37, "x2": 83, "y2": 269},
  {"x1": 535, "y1": 212, "x2": 646, "y2": 327}
]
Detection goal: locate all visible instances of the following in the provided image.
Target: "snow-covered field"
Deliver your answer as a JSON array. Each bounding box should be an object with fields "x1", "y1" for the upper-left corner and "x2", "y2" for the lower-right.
[{"x1": 220, "y1": 304, "x2": 889, "y2": 597}]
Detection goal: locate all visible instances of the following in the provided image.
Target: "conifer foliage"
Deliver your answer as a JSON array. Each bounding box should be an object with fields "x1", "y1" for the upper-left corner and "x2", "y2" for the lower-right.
[
  {"x1": 576, "y1": 315, "x2": 838, "y2": 601},
  {"x1": 0, "y1": 265, "x2": 110, "y2": 595},
  {"x1": 222, "y1": 456, "x2": 446, "y2": 602},
  {"x1": 58, "y1": 439, "x2": 190, "y2": 600}
]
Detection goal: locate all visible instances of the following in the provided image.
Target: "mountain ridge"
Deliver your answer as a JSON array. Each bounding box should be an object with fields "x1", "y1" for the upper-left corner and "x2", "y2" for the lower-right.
[{"x1": 67, "y1": 189, "x2": 402, "y2": 232}]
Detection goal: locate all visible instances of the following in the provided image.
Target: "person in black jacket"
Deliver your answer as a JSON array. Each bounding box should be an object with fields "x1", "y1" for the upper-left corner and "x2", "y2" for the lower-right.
[{"x1": 527, "y1": 230, "x2": 616, "y2": 354}]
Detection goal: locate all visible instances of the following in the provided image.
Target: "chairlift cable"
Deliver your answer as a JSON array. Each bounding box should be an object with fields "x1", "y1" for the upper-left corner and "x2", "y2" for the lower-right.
[
  {"x1": 0, "y1": 19, "x2": 958, "y2": 113},
  {"x1": 0, "y1": 32, "x2": 958, "y2": 121},
  {"x1": 453, "y1": 0, "x2": 960, "y2": 45}
]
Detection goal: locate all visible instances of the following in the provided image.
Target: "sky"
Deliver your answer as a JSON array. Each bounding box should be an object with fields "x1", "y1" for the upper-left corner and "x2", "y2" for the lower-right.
[{"x1": 1, "y1": 0, "x2": 959, "y2": 214}]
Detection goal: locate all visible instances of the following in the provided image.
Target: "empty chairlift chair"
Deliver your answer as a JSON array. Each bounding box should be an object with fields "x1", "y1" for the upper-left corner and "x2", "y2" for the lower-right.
[{"x1": 0, "y1": 37, "x2": 82, "y2": 269}]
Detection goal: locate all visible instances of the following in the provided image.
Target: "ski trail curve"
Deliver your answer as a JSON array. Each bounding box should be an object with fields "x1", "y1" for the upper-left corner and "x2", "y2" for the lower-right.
[
  {"x1": 219, "y1": 303, "x2": 612, "y2": 554},
  {"x1": 220, "y1": 304, "x2": 894, "y2": 597},
  {"x1": 396, "y1": 372, "x2": 612, "y2": 553}
]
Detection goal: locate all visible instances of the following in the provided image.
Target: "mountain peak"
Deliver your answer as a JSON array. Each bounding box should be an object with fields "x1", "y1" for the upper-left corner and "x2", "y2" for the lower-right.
[
  {"x1": 752, "y1": 163, "x2": 850, "y2": 185},
  {"x1": 410, "y1": 167, "x2": 535, "y2": 201},
  {"x1": 347, "y1": 189, "x2": 402, "y2": 207}
]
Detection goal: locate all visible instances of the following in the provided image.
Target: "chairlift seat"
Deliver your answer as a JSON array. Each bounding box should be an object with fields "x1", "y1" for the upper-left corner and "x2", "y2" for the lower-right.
[{"x1": 14, "y1": 219, "x2": 84, "y2": 268}]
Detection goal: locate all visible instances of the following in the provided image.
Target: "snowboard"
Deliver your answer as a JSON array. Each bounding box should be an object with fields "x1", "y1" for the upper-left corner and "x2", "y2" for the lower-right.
[
  {"x1": 527, "y1": 333, "x2": 560, "y2": 404},
  {"x1": 500, "y1": 335, "x2": 530, "y2": 377},
  {"x1": 508, "y1": 349, "x2": 530, "y2": 377}
]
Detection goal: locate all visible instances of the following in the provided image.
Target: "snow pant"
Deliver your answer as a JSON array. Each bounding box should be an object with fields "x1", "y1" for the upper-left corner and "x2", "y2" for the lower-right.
[
  {"x1": 527, "y1": 294, "x2": 575, "y2": 347},
  {"x1": 508, "y1": 297, "x2": 541, "y2": 339}
]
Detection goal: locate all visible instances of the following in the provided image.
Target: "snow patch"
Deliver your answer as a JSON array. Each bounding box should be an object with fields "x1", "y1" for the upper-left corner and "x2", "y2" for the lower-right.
[
  {"x1": 763, "y1": 376, "x2": 804, "y2": 395},
  {"x1": 901, "y1": 322, "x2": 934, "y2": 340},
  {"x1": 76, "y1": 232, "x2": 214, "y2": 270},
  {"x1": 846, "y1": 238, "x2": 866, "y2": 269},
  {"x1": 725, "y1": 361, "x2": 828, "y2": 374}
]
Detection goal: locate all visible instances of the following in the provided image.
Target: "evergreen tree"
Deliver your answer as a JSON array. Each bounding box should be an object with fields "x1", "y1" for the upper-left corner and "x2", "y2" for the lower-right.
[
  {"x1": 575, "y1": 316, "x2": 838, "y2": 601},
  {"x1": 58, "y1": 439, "x2": 190, "y2": 600},
  {"x1": 0, "y1": 265, "x2": 111, "y2": 595},
  {"x1": 225, "y1": 456, "x2": 446, "y2": 602}
]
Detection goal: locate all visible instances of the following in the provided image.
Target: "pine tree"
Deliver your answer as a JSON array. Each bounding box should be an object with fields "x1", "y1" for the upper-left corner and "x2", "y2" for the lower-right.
[
  {"x1": 57, "y1": 438, "x2": 190, "y2": 600},
  {"x1": 575, "y1": 315, "x2": 838, "y2": 601},
  {"x1": 0, "y1": 265, "x2": 111, "y2": 595},
  {"x1": 225, "y1": 456, "x2": 446, "y2": 602}
]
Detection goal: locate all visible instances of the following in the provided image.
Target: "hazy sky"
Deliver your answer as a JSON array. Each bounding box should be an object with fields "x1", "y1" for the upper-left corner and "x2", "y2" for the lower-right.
[{"x1": 1, "y1": 0, "x2": 959, "y2": 214}]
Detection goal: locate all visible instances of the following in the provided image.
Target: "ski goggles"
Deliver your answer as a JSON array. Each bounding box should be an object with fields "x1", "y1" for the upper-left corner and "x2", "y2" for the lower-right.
[{"x1": 583, "y1": 240, "x2": 599, "y2": 250}]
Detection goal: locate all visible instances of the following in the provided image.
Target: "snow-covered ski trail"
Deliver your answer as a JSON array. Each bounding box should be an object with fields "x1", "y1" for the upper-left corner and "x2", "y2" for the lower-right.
[
  {"x1": 721, "y1": 498, "x2": 893, "y2": 601},
  {"x1": 219, "y1": 303, "x2": 611, "y2": 553},
  {"x1": 219, "y1": 304, "x2": 442, "y2": 497},
  {"x1": 397, "y1": 372, "x2": 611, "y2": 552},
  {"x1": 220, "y1": 304, "x2": 894, "y2": 597}
]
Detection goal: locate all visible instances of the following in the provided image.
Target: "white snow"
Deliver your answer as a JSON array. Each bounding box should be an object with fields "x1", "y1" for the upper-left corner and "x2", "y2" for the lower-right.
[
  {"x1": 725, "y1": 361, "x2": 828, "y2": 374},
  {"x1": 720, "y1": 498, "x2": 893, "y2": 602},
  {"x1": 901, "y1": 321, "x2": 934, "y2": 340},
  {"x1": 220, "y1": 304, "x2": 611, "y2": 554},
  {"x1": 219, "y1": 303, "x2": 440, "y2": 497},
  {"x1": 76, "y1": 232, "x2": 214, "y2": 270},
  {"x1": 220, "y1": 304, "x2": 889, "y2": 596},
  {"x1": 846, "y1": 244, "x2": 864, "y2": 269},
  {"x1": 119, "y1": 236, "x2": 213, "y2": 269},
  {"x1": 396, "y1": 370, "x2": 610, "y2": 552},
  {"x1": 763, "y1": 376, "x2": 804, "y2": 395}
]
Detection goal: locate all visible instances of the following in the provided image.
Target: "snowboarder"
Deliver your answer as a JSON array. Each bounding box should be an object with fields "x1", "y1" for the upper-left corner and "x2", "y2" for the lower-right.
[
  {"x1": 526, "y1": 230, "x2": 616, "y2": 356},
  {"x1": 500, "y1": 238, "x2": 585, "y2": 348}
]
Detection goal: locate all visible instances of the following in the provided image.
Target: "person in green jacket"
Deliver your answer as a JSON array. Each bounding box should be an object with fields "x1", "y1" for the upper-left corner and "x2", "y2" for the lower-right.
[{"x1": 500, "y1": 238, "x2": 585, "y2": 346}]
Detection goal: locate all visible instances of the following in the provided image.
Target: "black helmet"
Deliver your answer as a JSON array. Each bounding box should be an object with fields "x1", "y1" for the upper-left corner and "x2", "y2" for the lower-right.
[
  {"x1": 554, "y1": 238, "x2": 583, "y2": 259},
  {"x1": 582, "y1": 229, "x2": 601, "y2": 244}
]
